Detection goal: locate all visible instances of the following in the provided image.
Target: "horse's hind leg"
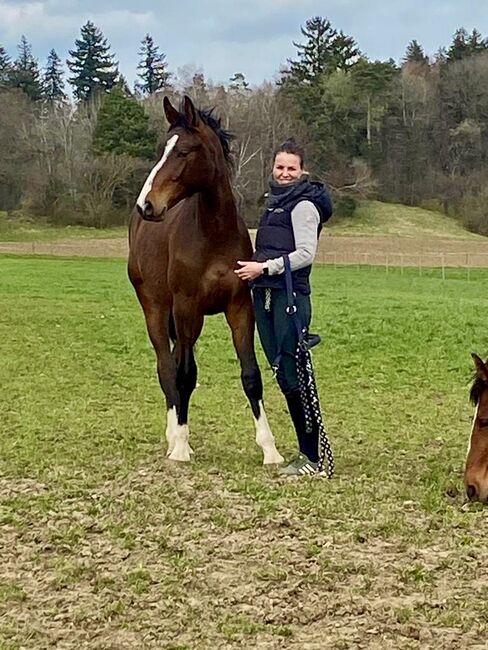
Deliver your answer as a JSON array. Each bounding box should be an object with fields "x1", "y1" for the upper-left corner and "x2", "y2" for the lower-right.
[{"x1": 225, "y1": 297, "x2": 284, "y2": 465}]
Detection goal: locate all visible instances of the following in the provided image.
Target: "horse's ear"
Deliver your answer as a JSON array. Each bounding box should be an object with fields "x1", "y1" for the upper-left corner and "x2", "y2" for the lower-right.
[
  {"x1": 472, "y1": 353, "x2": 488, "y2": 382},
  {"x1": 163, "y1": 96, "x2": 180, "y2": 126},
  {"x1": 183, "y1": 95, "x2": 200, "y2": 127}
]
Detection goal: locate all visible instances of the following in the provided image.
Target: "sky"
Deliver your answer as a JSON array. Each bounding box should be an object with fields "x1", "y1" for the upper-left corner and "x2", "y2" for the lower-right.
[{"x1": 0, "y1": 0, "x2": 487, "y2": 88}]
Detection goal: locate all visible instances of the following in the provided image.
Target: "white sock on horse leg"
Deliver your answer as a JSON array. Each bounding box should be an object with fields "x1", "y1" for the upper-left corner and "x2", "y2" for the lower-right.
[
  {"x1": 254, "y1": 401, "x2": 284, "y2": 465},
  {"x1": 168, "y1": 422, "x2": 192, "y2": 462},
  {"x1": 166, "y1": 407, "x2": 178, "y2": 456}
]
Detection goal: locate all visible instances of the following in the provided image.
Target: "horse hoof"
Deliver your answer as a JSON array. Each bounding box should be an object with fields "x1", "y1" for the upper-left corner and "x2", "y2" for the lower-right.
[
  {"x1": 168, "y1": 448, "x2": 191, "y2": 462},
  {"x1": 263, "y1": 451, "x2": 285, "y2": 465}
]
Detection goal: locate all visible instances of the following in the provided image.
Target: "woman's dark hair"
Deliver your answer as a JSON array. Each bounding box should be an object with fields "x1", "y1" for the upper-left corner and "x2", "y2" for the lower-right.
[{"x1": 273, "y1": 137, "x2": 305, "y2": 168}]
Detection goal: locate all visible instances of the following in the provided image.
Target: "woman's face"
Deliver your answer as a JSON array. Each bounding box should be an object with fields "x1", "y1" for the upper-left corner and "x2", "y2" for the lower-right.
[{"x1": 272, "y1": 152, "x2": 303, "y2": 184}]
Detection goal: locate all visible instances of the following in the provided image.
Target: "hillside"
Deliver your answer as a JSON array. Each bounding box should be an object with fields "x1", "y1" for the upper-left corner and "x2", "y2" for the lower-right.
[{"x1": 326, "y1": 201, "x2": 485, "y2": 240}]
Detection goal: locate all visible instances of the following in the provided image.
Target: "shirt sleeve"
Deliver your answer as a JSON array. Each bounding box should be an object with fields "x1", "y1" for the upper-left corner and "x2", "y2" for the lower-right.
[{"x1": 267, "y1": 201, "x2": 320, "y2": 275}]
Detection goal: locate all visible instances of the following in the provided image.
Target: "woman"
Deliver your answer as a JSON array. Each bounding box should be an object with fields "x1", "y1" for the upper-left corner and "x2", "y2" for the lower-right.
[{"x1": 235, "y1": 138, "x2": 333, "y2": 476}]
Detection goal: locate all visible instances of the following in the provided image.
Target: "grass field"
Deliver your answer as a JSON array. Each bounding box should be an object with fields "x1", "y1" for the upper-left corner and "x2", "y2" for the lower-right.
[{"x1": 1, "y1": 255, "x2": 488, "y2": 649}]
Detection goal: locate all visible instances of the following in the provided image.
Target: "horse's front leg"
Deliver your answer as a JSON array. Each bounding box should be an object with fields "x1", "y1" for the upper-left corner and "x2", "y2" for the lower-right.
[
  {"x1": 225, "y1": 296, "x2": 284, "y2": 465},
  {"x1": 132, "y1": 286, "x2": 180, "y2": 457},
  {"x1": 168, "y1": 302, "x2": 204, "y2": 462}
]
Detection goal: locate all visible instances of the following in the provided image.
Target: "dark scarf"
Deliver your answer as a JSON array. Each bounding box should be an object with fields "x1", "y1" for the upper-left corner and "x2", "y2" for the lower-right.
[{"x1": 266, "y1": 174, "x2": 311, "y2": 210}]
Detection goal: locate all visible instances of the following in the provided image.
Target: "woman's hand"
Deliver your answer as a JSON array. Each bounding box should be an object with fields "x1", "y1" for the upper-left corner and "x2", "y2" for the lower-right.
[{"x1": 234, "y1": 261, "x2": 264, "y2": 281}]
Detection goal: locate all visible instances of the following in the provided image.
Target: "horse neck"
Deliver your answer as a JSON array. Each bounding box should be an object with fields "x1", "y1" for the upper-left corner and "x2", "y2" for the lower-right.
[{"x1": 197, "y1": 171, "x2": 238, "y2": 235}]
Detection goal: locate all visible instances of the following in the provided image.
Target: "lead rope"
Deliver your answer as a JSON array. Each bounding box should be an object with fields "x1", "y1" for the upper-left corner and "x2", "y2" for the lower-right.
[
  {"x1": 296, "y1": 340, "x2": 334, "y2": 478},
  {"x1": 281, "y1": 255, "x2": 334, "y2": 478},
  {"x1": 264, "y1": 288, "x2": 272, "y2": 312}
]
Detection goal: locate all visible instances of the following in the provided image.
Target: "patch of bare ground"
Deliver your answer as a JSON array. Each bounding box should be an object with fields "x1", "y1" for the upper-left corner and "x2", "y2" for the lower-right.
[
  {"x1": 1, "y1": 462, "x2": 487, "y2": 649},
  {"x1": 2, "y1": 234, "x2": 488, "y2": 266}
]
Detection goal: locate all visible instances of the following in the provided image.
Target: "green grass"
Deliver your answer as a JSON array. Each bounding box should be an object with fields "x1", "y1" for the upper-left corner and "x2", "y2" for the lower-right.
[
  {"x1": 328, "y1": 199, "x2": 485, "y2": 239},
  {"x1": 1, "y1": 255, "x2": 488, "y2": 649},
  {"x1": 0, "y1": 211, "x2": 126, "y2": 241}
]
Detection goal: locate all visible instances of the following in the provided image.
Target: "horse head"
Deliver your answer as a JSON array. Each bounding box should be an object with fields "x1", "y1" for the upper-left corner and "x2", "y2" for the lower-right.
[
  {"x1": 136, "y1": 95, "x2": 231, "y2": 222},
  {"x1": 464, "y1": 353, "x2": 488, "y2": 503}
]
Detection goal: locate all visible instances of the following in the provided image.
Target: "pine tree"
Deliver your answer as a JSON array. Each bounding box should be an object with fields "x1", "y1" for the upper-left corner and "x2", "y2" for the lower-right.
[
  {"x1": 0, "y1": 45, "x2": 12, "y2": 89},
  {"x1": 330, "y1": 31, "x2": 361, "y2": 70},
  {"x1": 10, "y1": 35, "x2": 43, "y2": 101},
  {"x1": 446, "y1": 27, "x2": 488, "y2": 62},
  {"x1": 283, "y1": 16, "x2": 360, "y2": 84},
  {"x1": 67, "y1": 21, "x2": 118, "y2": 101},
  {"x1": 468, "y1": 28, "x2": 488, "y2": 55},
  {"x1": 43, "y1": 49, "x2": 66, "y2": 102},
  {"x1": 135, "y1": 34, "x2": 171, "y2": 96},
  {"x1": 403, "y1": 40, "x2": 429, "y2": 65},
  {"x1": 287, "y1": 16, "x2": 337, "y2": 82},
  {"x1": 93, "y1": 84, "x2": 156, "y2": 158},
  {"x1": 448, "y1": 28, "x2": 470, "y2": 61}
]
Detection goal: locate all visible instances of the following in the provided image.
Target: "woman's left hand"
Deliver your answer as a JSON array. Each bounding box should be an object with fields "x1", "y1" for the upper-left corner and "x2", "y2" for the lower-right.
[{"x1": 234, "y1": 261, "x2": 264, "y2": 281}]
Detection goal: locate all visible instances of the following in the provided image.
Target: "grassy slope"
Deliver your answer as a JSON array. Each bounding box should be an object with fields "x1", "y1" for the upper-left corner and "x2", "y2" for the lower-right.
[
  {"x1": 0, "y1": 211, "x2": 127, "y2": 242},
  {"x1": 2, "y1": 201, "x2": 486, "y2": 242},
  {"x1": 1, "y1": 255, "x2": 488, "y2": 648},
  {"x1": 327, "y1": 200, "x2": 484, "y2": 239}
]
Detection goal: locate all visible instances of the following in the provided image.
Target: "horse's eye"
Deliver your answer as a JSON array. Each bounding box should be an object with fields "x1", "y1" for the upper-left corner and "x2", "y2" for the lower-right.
[
  {"x1": 479, "y1": 419, "x2": 488, "y2": 428},
  {"x1": 176, "y1": 150, "x2": 189, "y2": 158}
]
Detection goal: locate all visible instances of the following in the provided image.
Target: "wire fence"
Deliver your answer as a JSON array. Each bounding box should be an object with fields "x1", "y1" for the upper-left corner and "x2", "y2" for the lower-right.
[{"x1": 315, "y1": 250, "x2": 488, "y2": 279}]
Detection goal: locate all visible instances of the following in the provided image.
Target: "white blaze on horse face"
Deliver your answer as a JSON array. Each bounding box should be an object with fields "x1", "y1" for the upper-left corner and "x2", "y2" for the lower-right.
[
  {"x1": 467, "y1": 402, "x2": 480, "y2": 458},
  {"x1": 136, "y1": 134, "x2": 179, "y2": 210},
  {"x1": 254, "y1": 401, "x2": 284, "y2": 465}
]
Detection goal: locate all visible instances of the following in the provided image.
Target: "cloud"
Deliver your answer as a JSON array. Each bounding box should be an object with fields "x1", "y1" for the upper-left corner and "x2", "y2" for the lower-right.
[{"x1": 1, "y1": 0, "x2": 488, "y2": 85}]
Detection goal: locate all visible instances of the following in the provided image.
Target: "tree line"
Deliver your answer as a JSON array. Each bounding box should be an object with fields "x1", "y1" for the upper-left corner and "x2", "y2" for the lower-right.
[{"x1": 1, "y1": 18, "x2": 488, "y2": 233}]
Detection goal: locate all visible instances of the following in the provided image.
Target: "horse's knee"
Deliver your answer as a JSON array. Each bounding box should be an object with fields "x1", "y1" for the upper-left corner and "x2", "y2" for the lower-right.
[
  {"x1": 241, "y1": 368, "x2": 263, "y2": 419},
  {"x1": 241, "y1": 368, "x2": 263, "y2": 400}
]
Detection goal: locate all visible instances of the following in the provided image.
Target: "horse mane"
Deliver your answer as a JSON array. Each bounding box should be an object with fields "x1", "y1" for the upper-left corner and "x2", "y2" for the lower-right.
[
  {"x1": 470, "y1": 375, "x2": 487, "y2": 405},
  {"x1": 170, "y1": 105, "x2": 233, "y2": 165}
]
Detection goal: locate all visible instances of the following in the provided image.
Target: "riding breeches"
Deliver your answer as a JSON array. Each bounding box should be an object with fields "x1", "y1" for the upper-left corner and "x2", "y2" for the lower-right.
[{"x1": 252, "y1": 287, "x2": 311, "y2": 395}]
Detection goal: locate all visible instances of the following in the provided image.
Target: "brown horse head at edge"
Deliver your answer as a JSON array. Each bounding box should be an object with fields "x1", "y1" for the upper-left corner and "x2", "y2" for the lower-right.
[{"x1": 465, "y1": 353, "x2": 488, "y2": 503}]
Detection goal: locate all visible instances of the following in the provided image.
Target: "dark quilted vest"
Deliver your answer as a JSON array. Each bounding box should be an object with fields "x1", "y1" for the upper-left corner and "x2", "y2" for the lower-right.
[{"x1": 252, "y1": 181, "x2": 332, "y2": 295}]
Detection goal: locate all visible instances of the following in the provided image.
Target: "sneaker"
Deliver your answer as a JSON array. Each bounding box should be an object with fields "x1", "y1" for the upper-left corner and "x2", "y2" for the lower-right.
[{"x1": 278, "y1": 453, "x2": 318, "y2": 476}]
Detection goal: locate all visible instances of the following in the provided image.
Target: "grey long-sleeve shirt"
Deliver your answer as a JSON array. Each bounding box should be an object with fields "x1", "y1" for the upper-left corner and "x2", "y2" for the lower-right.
[{"x1": 266, "y1": 200, "x2": 320, "y2": 275}]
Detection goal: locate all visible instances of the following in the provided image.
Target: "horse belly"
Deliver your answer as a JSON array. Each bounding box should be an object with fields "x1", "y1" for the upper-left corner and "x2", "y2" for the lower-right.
[{"x1": 201, "y1": 266, "x2": 236, "y2": 315}]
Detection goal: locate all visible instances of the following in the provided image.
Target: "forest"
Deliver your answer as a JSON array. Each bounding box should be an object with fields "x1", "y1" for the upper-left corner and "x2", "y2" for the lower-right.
[{"x1": 1, "y1": 17, "x2": 488, "y2": 233}]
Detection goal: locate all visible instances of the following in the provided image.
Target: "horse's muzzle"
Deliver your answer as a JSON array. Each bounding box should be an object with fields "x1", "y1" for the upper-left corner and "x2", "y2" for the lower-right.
[{"x1": 138, "y1": 201, "x2": 166, "y2": 222}]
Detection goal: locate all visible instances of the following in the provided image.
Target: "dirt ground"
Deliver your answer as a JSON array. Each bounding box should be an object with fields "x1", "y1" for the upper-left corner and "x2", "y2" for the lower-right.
[
  {"x1": 2, "y1": 234, "x2": 488, "y2": 266},
  {"x1": 2, "y1": 461, "x2": 486, "y2": 650}
]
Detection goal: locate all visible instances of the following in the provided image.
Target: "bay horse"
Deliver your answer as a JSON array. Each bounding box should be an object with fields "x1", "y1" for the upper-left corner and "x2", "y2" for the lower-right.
[
  {"x1": 128, "y1": 95, "x2": 284, "y2": 465},
  {"x1": 465, "y1": 353, "x2": 488, "y2": 503}
]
